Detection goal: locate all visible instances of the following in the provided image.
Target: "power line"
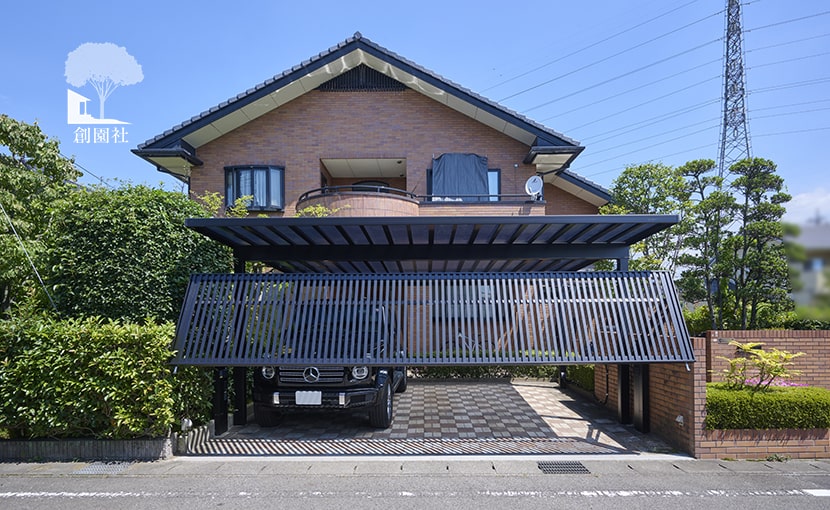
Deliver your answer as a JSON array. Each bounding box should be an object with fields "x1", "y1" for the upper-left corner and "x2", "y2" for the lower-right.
[
  {"x1": 585, "y1": 116, "x2": 720, "y2": 157},
  {"x1": 748, "y1": 51, "x2": 830, "y2": 70},
  {"x1": 539, "y1": 57, "x2": 721, "y2": 123},
  {"x1": 751, "y1": 76, "x2": 830, "y2": 94},
  {"x1": 584, "y1": 99, "x2": 720, "y2": 144},
  {"x1": 753, "y1": 126, "x2": 830, "y2": 137},
  {"x1": 745, "y1": 9, "x2": 830, "y2": 33},
  {"x1": 498, "y1": 8, "x2": 723, "y2": 103},
  {"x1": 746, "y1": 32, "x2": 830, "y2": 53},
  {"x1": 583, "y1": 141, "x2": 719, "y2": 178},
  {"x1": 60, "y1": 152, "x2": 114, "y2": 189},
  {"x1": 750, "y1": 105, "x2": 830, "y2": 121},
  {"x1": 523, "y1": 39, "x2": 722, "y2": 114},
  {"x1": 481, "y1": 0, "x2": 701, "y2": 93},
  {"x1": 0, "y1": 200, "x2": 58, "y2": 313},
  {"x1": 578, "y1": 123, "x2": 720, "y2": 171},
  {"x1": 566, "y1": 75, "x2": 721, "y2": 133}
]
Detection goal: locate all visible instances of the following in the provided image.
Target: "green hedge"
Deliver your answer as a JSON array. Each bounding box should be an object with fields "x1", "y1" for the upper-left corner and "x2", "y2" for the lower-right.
[
  {"x1": 0, "y1": 315, "x2": 211, "y2": 439},
  {"x1": 410, "y1": 365, "x2": 560, "y2": 379},
  {"x1": 566, "y1": 365, "x2": 595, "y2": 391},
  {"x1": 705, "y1": 383, "x2": 830, "y2": 430}
]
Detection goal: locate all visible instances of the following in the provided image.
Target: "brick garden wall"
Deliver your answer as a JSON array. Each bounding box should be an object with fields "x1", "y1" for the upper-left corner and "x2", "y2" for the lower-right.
[{"x1": 594, "y1": 332, "x2": 830, "y2": 459}]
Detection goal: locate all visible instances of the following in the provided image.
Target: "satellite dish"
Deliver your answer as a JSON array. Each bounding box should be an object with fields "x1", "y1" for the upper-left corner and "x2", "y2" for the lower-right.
[{"x1": 525, "y1": 175, "x2": 543, "y2": 199}]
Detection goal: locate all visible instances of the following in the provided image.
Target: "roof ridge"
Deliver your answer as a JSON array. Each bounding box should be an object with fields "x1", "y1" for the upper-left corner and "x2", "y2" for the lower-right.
[{"x1": 138, "y1": 32, "x2": 580, "y2": 150}]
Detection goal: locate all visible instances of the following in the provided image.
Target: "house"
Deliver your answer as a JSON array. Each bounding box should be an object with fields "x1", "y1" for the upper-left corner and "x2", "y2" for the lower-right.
[
  {"x1": 133, "y1": 32, "x2": 610, "y2": 220},
  {"x1": 791, "y1": 223, "x2": 830, "y2": 307},
  {"x1": 133, "y1": 34, "x2": 692, "y2": 437}
]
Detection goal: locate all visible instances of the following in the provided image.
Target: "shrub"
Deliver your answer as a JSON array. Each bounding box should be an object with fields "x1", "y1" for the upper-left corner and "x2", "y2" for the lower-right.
[
  {"x1": 705, "y1": 384, "x2": 830, "y2": 430},
  {"x1": 409, "y1": 365, "x2": 560, "y2": 379},
  {"x1": 0, "y1": 314, "x2": 210, "y2": 439},
  {"x1": 566, "y1": 365, "x2": 595, "y2": 391},
  {"x1": 42, "y1": 185, "x2": 232, "y2": 323}
]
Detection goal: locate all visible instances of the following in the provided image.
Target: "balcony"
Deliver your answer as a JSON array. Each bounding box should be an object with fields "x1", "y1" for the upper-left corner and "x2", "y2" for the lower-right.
[{"x1": 297, "y1": 186, "x2": 546, "y2": 217}]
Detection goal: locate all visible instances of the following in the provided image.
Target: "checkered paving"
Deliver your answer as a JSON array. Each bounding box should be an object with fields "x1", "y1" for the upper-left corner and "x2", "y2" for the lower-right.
[{"x1": 190, "y1": 379, "x2": 672, "y2": 456}]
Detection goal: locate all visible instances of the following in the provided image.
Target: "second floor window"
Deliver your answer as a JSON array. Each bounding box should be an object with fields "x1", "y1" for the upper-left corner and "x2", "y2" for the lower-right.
[{"x1": 225, "y1": 165, "x2": 284, "y2": 211}]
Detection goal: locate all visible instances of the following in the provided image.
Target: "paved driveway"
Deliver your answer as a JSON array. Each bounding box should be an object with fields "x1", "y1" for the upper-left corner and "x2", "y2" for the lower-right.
[{"x1": 190, "y1": 379, "x2": 674, "y2": 456}]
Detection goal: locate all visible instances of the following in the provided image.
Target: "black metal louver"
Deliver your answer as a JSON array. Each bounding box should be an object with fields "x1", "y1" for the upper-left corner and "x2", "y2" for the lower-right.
[
  {"x1": 171, "y1": 271, "x2": 693, "y2": 367},
  {"x1": 318, "y1": 64, "x2": 407, "y2": 91}
]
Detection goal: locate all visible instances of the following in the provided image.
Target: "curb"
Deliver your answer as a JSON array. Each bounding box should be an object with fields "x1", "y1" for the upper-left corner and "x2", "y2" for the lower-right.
[{"x1": 0, "y1": 437, "x2": 174, "y2": 462}]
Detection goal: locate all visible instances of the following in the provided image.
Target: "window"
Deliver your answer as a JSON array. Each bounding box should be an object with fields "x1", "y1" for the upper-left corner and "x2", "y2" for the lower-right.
[
  {"x1": 426, "y1": 168, "x2": 501, "y2": 201},
  {"x1": 225, "y1": 165, "x2": 284, "y2": 211}
]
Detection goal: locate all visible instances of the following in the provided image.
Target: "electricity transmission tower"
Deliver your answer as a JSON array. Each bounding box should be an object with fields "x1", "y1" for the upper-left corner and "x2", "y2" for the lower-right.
[{"x1": 717, "y1": 0, "x2": 752, "y2": 178}]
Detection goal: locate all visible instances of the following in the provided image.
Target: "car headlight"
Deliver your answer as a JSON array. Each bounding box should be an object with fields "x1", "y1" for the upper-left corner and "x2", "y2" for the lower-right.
[
  {"x1": 261, "y1": 366, "x2": 276, "y2": 380},
  {"x1": 351, "y1": 366, "x2": 369, "y2": 380}
]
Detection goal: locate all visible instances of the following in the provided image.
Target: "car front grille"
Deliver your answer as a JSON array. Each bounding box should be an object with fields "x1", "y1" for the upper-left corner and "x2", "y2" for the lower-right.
[{"x1": 279, "y1": 367, "x2": 346, "y2": 384}]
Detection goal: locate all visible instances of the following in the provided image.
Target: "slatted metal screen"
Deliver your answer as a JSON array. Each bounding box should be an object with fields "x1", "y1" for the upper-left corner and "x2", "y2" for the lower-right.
[{"x1": 172, "y1": 271, "x2": 693, "y2": 366}]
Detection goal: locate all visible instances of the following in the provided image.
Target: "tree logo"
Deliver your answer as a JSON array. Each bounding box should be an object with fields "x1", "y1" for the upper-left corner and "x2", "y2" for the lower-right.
[{"x1": 65, "y1": 42, "x2": 143, "y2": 125}]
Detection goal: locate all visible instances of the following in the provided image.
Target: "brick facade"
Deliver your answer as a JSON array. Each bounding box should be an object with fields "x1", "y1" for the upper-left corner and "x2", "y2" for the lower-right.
[{"x1": 188, "y1": 89, "x2": 598, "y2": 217}]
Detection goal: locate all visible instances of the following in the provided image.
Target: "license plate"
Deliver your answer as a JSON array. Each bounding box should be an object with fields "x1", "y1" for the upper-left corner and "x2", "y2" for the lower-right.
[{"x1": 295, "y1": 391, "x2": 322, "y2": 405}]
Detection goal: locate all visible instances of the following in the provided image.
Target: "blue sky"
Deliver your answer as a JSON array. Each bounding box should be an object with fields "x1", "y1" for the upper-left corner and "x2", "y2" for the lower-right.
[{"x1": 1, "y1": 0, "x2": 827, "y2": 224}]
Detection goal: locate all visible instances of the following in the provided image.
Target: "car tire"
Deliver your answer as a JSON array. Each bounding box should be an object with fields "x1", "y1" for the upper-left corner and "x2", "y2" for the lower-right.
[
  {"x1": 368, "y1": 379, "x2": 393, "y2": 428},
  {"x1": 254, "y1": 405, "x2": 281, "y2": 427},
  {"x1": 395, "y1": 367, "x2": 407, "y2": 394}
]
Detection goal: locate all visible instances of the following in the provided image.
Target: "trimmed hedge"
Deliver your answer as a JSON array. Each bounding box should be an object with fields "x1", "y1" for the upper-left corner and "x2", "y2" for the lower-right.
[
  {"x1": 0, "y1": 315, "x2": 211, "y2": 439},
  {"x1": 410, "y1": 365, "x2": 560, "y2": 380},
  {"x1": 566, "y1": 365, "x2": 595, "y2": 392},
  {"x1": 705, "y1": 383, "x2": 830, "y2": 430}
]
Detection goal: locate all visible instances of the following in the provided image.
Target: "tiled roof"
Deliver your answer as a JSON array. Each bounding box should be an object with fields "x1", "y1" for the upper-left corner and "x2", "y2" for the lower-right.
[{"x1": 138, "y1": 33, "x2": 580, "y2": 150}]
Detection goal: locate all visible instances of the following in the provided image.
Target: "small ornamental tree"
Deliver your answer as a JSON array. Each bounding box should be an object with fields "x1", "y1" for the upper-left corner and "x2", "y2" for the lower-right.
[{"x1": 718, "y1": 341, "x2": 804, "y2": 391}]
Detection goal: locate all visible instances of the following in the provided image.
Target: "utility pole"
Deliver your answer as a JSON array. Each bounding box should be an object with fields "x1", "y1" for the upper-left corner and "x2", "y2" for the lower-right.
[{"x1": 717, "y1": 0, "x2": 752, "y2": 178}]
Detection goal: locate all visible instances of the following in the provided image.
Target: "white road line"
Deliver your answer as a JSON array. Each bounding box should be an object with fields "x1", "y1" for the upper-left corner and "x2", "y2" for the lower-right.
[{"x1": 0, "y1": 488, "x2": 825, "y2": 499}]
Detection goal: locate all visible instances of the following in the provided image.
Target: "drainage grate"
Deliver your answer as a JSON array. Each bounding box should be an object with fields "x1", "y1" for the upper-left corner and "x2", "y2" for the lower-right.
[
  {"x1": 73, "y1": 462, "x2": 132, "y2": 475},
  {"x1": 537, "y1": 461, "x2": 591, "y2": 474}
]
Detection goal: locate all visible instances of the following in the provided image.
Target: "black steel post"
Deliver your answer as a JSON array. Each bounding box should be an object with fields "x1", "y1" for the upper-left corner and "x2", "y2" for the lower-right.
[
  {"x1": 213, "y1": 367, "x2": 229, "y2": 435},
  {"x1": 632, "y1": 364, "x2": 650, "y2": 433},
  {"x1": 233, "y1": 367, "x2": 248, "y2": 426},
  {"x1": 617, "y1": 364, "x2": 631, "y2": 424}
]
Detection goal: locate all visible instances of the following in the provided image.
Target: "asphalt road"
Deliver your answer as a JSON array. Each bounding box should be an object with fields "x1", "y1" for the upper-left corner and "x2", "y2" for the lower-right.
[{"x1": 2, "y1": 457, "x2": 830, "y2": 509}]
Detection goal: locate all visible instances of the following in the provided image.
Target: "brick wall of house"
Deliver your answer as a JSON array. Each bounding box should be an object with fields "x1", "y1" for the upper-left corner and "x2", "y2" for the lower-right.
[
  {"x1": 544, "y1": 185, "x2": 600, "y2": 215},
  {"x1": 188, "y1": 89, "x2": 598, "y2": 216}
]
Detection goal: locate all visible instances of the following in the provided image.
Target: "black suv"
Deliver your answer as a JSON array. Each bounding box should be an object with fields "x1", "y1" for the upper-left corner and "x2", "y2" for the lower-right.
[{"x1": 252, "y1": 304, "x2": 406, "y2": 429}]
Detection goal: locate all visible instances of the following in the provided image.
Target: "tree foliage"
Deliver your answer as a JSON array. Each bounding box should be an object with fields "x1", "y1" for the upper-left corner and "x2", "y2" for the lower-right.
[
  {"x1": 727, "y1": 158, "x2": 792, "y2": 329},
  {"x1": 43, "y1": 185, "x2": 232, "y2": 323},
  {"x1": 600, "y1": 163, "x2": 690, "y2": 271},
  {"x1": 0, "y1": 115, "x2": 80, "y2": 316},
  {"x1": 603, "y1": 157, "x2": 794, "y2": 330}
]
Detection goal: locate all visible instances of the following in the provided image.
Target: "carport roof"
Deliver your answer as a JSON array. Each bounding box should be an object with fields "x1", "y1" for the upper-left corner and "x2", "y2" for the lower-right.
[{"x1": 187, "y1": 214, "x2": 677, "y2": 273}]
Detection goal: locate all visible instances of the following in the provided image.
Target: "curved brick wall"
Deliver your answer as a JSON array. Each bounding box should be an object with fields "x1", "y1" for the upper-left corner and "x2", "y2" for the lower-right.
[{"x1": 298, "y1": 192, "x2": 420, "y2": 217}]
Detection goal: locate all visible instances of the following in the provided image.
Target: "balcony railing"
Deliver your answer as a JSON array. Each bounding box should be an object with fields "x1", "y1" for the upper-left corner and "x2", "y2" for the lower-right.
[
  {"x1": 298, "y1": 186, "x2": 540, "y2": 204},
  {"x1": 297, "y1": 185, "x2": 417, "y2": 203}
]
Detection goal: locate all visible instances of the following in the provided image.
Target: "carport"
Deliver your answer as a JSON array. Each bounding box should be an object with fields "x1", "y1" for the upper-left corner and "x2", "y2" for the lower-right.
[{"x1": 174, "y1": 215, "x2": 694, "y2": 436}]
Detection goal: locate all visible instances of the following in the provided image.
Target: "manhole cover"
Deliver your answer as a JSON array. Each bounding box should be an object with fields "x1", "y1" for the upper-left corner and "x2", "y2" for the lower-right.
[
  {"x1": 537, "y1": 461, "x2": 591, "y2": 474},
  {"x1": 73, "y1": 462, "x2": 132, "y2": 475}
]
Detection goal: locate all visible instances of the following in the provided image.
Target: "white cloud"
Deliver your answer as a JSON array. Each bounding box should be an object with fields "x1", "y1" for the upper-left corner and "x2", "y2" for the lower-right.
[{"x1": 784, "y1": 188, "x2": 830, "y2": 225}]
